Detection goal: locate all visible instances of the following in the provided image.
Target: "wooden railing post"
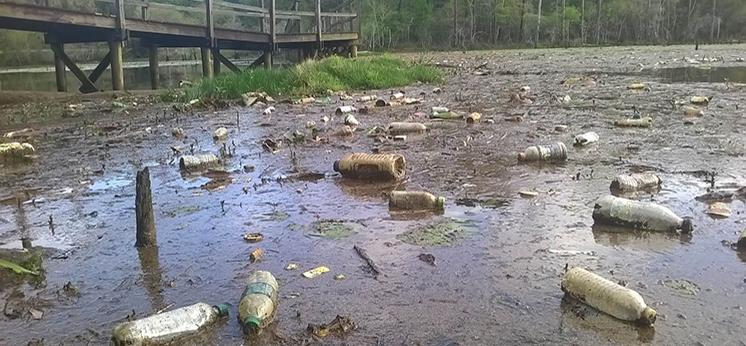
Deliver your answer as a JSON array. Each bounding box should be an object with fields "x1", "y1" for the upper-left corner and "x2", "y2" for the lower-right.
[
  {"x1": 141, "y1": 0, "x2": 148, "y2": 20},
  {"x1": 148, "y1": 45, "x2": 159, "y2": 89},
  {"x1": 265, "y1": 0, "x2": 275, "y2": 69},
  {"x1": 315, "y1": 0, "x2": 322, "y2": 53},
  {"x1": 52, "y1": 42, "x2": 67, "y2": 92},
  {"x1": 204, "y1": 0, "x2": 215, "y2": 78},
  {"x1": 111, "y1": 0, "x2": 126, "y2": 90},
  {"x1": 259, "y1": 0, "x2": 265, "y2": 33}
]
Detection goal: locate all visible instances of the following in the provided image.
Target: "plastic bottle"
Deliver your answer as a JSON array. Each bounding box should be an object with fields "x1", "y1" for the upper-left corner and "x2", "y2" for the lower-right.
[
  {"x1": 335, "y1": 106, "x2": 356, "y2": 115},
  {"x1": 573, "y1": 132, "x2": 599, "y2": 146},
  {"x1": 0, "y1": 142, "x2": 35, "y2": 160},
  {"x1": 610, "y1": 173, "x2": 661, "y2": 192},
  {"x1": 562, "y1": 267, "x2": 656, "y2": 326},
  {"x1": 238, "y1": 271, "x2": 279, "y2": 335},
  {"x1": 388, "y1": 122, "x2": 427, "y2": 135},
  {"x1": 592, "y1": 195, "x2": 693, "y2": 232},
  {"x1": 111, "y1": 302, "x2": 231, "y2": 346},
  {"x1": 431, "y1": 106, "x2": 449, "y2": 113},
  {"x1": 614, "y1": 117, "x2": 653, "y2": 128},
  {"x1": 430, "y1": 111, "x2": 462, "y2": 120},
  {"x1": 517, "y1": 142, "x2": 567, "y2": 162},
  {"x1": 179, "y1": 154, "x2": 219, "y2": 172},
  {"x1": 333, "y1": 153, "x2": 406, "y2": 181},
  {"x1": 389, "y1": 191, "x2": 445, "y2": 211},
  {"x1": 344, "y1": 114, "x2": 359, "y2": 126},
  {"x1": 358, "y1": 95, "x2": 376, "y2": 102}
]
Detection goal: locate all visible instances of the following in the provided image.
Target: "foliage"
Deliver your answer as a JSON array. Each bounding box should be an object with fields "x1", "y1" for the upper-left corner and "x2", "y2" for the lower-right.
[{"x1": 179, "y1": 55, "x2": 442, "y2": 101}]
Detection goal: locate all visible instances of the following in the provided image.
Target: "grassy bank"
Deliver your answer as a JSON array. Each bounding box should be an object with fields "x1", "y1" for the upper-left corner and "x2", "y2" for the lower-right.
[{"x1": 177, "y1": 55, "x2": 442, "y2": 102}]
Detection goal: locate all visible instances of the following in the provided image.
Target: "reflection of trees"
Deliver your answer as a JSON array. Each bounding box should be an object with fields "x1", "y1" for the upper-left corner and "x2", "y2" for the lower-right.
[{"x1": 138, "y1": 246, "x2": 166, "y2": 312}]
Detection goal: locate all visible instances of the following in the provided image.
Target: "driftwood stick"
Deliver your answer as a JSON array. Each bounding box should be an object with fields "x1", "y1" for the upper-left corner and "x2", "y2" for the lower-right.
[{"x1": 353, "y1": 245, "x2": 381, "y2": 278}]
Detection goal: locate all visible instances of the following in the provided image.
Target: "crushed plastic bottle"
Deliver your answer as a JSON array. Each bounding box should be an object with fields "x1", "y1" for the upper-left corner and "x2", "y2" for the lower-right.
[
  {"x1": 179, "y1": 154, "x2": 219, "y2": 172},
  {"x1": 573, "y1": 132, "x2": 599, "y2": 146},
  {"x1": 610, "y1": 173, "x2": 661, "y2": 192},
  {"x1": 517, "y1": 142, "x2": 567, "y2": 162},
  {"x1": 238, "y1": 271, "x2": 279, "y2": 335},
  {"x1": 344, "y1": 114, "x2": 359, "y2": 126},
  {"x1": 592, "y1": 195, "x2": 693, "y2": 233},
  {"x1": 333, "y1": 153, "x2": 406, "y2": 181},
  {"x1": 112, "y1": 302, "x2": 231, "y2": 345},
  {"x1": 389, "y1": 191, "x2": 445, "y2": 211},
  {"x1": 683, "y1": 105, "x2": 704, "y2": 117},
  {"x1": 388, "y1": 122, "x2": 427, "y2": 135},
  {"x1": 431, "y1": 106, "x2": 449, "y2": 113},
  {"x1": 614, "y1": 116, "x2": 653, "y2": 128},
  {"x1": 358, "y1": 95, "x2": 377, "y2": 102},
  {"x1": 690, "y1": 96, "x2": 710, "y2": 105},
  {"x1": 562, "y1": 267, "x2": 656, "y2": 326}
]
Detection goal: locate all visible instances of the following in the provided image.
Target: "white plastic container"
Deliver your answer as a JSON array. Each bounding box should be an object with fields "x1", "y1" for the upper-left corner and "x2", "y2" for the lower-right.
[
  {"x1": 573, "y1": 132, "x2": 599, "y2": 146},
  {"x1": 592, "y1": 195, "x2": 692, "y2": 232},
  {"x1": 112, "y1": 302, "x2": 231, "y2": 345}
]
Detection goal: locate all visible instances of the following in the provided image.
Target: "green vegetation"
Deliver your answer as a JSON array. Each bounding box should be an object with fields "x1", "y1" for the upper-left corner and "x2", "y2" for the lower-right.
[{"x1": 178, "y1": 55, "x2": 441, "y2": 102}]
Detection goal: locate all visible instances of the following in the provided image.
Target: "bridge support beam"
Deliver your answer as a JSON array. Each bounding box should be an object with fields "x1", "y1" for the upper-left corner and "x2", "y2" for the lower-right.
[
  {"x1": 109, "y1": 40, "x2": 125, "y2": 91},
  {"x1": 148, "y1": 45, "x2": 159, "y2": 90},
  {"x1": 201, "y1": 47, "x2": 214, "y2": 78},
  {"x1": 349, "y1": 44, "x2": 357, "y2": 58},
  {"x1": 212, "y1": 49, "x2": 221, "y2": 75},
  {"x1": 52, "y1": 43, "x2": 67, "y2": 92}
]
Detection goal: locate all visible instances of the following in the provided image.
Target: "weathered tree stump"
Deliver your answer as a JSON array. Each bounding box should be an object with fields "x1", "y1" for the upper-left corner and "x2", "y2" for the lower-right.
[{"x1": 135, "y1": 167, "x2": 156, "y2": 247}]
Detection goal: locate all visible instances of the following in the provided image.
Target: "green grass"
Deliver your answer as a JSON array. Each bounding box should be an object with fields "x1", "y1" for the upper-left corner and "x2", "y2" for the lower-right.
[{"x1": 175, "y1": 55, "x2": 442, "y2": 102}]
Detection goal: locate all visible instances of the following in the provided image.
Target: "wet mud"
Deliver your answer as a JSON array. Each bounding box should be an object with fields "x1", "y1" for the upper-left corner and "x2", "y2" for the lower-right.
[{"x1": 2, "y1": 44, "x2": 746, "y2": 345}]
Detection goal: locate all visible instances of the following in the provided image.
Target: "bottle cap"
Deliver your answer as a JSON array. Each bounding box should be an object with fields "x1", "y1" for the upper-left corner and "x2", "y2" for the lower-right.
[
  {"x1": 242, "y1": 316, "x2": 263, "y2": 335},
  {"x1": 517, "y1": 153, "x2": 526, "y2": 161},
  {"x1": 333, "y1": 160, "x2": 341, "y2": 172},
  {"x1": 680, "y1": 218, "x2": 693, "y2": 233},
  {"x1": 435, "y1": 197, "x2": 446, "y2": 210},
  {"x1": 213, "y1": 303, "x2": 232, "y2": 317},
  {"x1": 641, "y1": 307, "x2": 657, "y2": 325}
]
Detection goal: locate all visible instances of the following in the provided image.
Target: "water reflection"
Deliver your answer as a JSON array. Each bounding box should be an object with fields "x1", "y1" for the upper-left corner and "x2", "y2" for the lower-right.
[
  {"x1": 137, "y1": 246, "x2": 166, "y2": 312},
  {"x1": 649, "y1": 66, "x2": 746, "y2": 84},
  {"x1": 592, "y1": 224, "x2": 692, "y2": 250},
  {"x1": 559, "y1": 297, "x2": 656, "y2": 344}
]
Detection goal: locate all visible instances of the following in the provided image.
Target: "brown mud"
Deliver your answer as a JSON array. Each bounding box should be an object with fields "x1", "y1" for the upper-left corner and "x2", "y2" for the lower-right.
[{"x1": 2, "y1": 44, "x2": 746, "y2": 345}]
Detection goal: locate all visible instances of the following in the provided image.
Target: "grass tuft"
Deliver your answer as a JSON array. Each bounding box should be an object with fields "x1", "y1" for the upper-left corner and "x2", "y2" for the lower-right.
[{"x1": 173, "y1": 55, "x2": 442, "y2": 102}]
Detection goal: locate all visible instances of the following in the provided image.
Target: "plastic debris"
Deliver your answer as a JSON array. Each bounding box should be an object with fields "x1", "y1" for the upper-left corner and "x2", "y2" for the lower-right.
[
  {"x1": 389, "y1": 191, "x2": 445, "y2": 211},
  {"x1": 335, "y1": 106, "x2": 357, "y2": 115},
  {"x1": 243, "y1": 233, "x2": 264, "y2": 243},
  {"x1": 334, "y1": 153, "x2": 406, "y2": 181},
  {"x1": 517, "y1": 142, "x2": 567, "y2": 162},
  {"x1": 344, "y1": 114, "x2": 359, "y2": 126},
  {"x1": 574, "y1": 132, "x2": 599, "y2": 146},
  {"x1": 179, "y1": 154, "x2": 220, "y2": 172},
  {"x1": 627, "y1": 83, "x2": 647, "y2": 90},
  {"x1": 238, "y1": 271, "x2": 278, "y2": 335},
  {"x1": 593, "y1": 195, "x2": 693, "y2": 232},
  {"x1": 0, "y1": 142, "x2": 35, "y2": 161},
  {"x1": 466, "y1": 112, "x2": 481, "y2": 124},
  {"x1": 112, "y1": 303, "x2": 231, "y2": 345},
  {"x1": 307, "y1": 315, "x2": 356, "y2": 338},
  {"x1": 213, "y1": 127, "x2": 228, "y2": 141},
  {"x1": 614, "y1": 116, "x2": 653, "y2": 128},
  {"x1": 562, "y1": 267, "x2": 656, "y2": 326},
  {"x1": 610, "y1": 173, "x2": 661, "y2": 192},
  {"x1": 302, "y1": 266, "x2": 330, "y2": 278},
  {"x1": 250, "y1": 248, "x2": 264, "y2": 263},
  {"x1": 706, "y1": 202, "x2": 731, "y2": 218},
  {"x1": 388, "y1": 122, "x2": 427, "y2": 135},
  {"x1": 690, "y1": 96, "x2": 711, "y2": 105}
]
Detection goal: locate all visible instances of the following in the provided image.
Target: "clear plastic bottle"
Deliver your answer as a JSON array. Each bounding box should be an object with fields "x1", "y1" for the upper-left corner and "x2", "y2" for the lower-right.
[
  {"x1": 614, "y1": 117, "x2": 653, "y2": 128},
  {"x1": 238, "y1": 271, "x2": 279, "y2": 335},
  {"x1": 517, "y1": 142, "x2": 567, "y2": 162},
  {"x1": 388, "y1": 122, "x2": 427, "y2": 135},
  {"x1": 562, "y1": 267, "x2": 656, "y2": 325},
  {"x1": 389, "y1": 191, "x2": 445, "y2": 211},
  {"x1": 111, "y1": 302, "x2": 231, "y2": 346},
  {"x1": 592, "y1": 195, "x2": 693, "y2": 232},
  {"x1": 179, "y1": 154, "x2": 219, "y2": 172},
  {"x1": 610, "y1": 173, "x2": 661, "y2": 192},
  {"x1": 333, "y1": 153, "x2": 406, "y2": 181}
]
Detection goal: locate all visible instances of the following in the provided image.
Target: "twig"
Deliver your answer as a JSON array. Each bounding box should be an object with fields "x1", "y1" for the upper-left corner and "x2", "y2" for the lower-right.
[{"x1": 353, "y1": 245, "x2": 381, "y2": 278}]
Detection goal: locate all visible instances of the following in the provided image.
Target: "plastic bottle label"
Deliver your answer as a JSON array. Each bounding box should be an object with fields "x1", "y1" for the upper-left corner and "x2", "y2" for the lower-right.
[{"x1": 242, "y1": 282, "x2": 276, "y2": 299}]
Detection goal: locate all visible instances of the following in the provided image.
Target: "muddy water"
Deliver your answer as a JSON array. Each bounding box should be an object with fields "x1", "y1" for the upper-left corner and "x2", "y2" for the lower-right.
[{"x1": 2, "y1": 44, "x2": 746, "y2": 345}]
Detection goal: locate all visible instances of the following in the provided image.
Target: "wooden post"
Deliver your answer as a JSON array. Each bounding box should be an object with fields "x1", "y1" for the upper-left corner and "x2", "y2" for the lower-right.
[
  {"x1": 269, "y1": 0, "x2": 276, "y2": 49},
  {"x1": 52, "y1": 43, "x2": 67, "y2": 92},
  {"x1": 109, "y1": 40, "x2": 124, "y2": 90},
  {"x1": 141, "y1": 0, "x2": 148, "y2": 20},
  {"x1": 201, "y1": 47, "x2": 214, "y2": 78},
  {"x1": 135, "y1": 167, "x2": 156, "y2": 248},
  {"x1": 206, "y1": 0, "x2": 214, "y2": 46},
  {"x1": 315, "y1": 0, "x2": 322, "y2": 52},
  {"x1": 349, "y1": 44, "x2": 358, "y2": 58},
  {"x1": 112, "y1": 0, "x2": 126, "y2": 91},
  {"x1": 259, "y1": 0, "x2": 265, "y2": 33},
  {"x1": 212, "y1": 48, "x2": 221, "y2": 75},
  {"x1": 148, "y1": 45, "x2": 159, "y2": 89},
  {"x1": 263, "y1": 49, "x2": 272, "y2": 69}
]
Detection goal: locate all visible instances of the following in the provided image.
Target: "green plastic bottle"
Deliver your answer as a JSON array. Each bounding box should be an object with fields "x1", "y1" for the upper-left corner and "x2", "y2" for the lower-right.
[{"x1": 238, "y1": 271, "x2": 279, "y2": 335}]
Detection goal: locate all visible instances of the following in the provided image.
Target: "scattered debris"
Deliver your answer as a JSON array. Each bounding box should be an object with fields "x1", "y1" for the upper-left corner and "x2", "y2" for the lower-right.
[
  {"x1": 418, "y1": 253, "x2": 436, "y2": 266},
  {"x1": 358, "y1": 95, "x2": 376, "y2": 102},
  {"x1": 614, "y1": 116, "x2": 653, "y2": 128},
  {"x1": 243, "y1": 232, "x2": 264, "y2": 243},
  {"x1": 335, "y1": 106, "x2": 357, "y2": 115},
  {"x1": 171, "y1": 127, "x2": 185, "y2": 138},
  {"x1": 179, "y1": 154, "x2": 220, "y2": 172},
  {"x1": 706, "y1": 202, "x2": 731, "y2": 218},
  {"x1": 250, "y1": 248, "x2": 264, "y2": 263},
  {"x1": 517, "y1": 142, "x2": 567, "y2": 162},
  {"x1": 690, "y1": 96, "x2": 711, "y2": 105},
  {"x1": 574, "y1": 132, "x2": 599, "y2": 146},
  {"x1": 263, "y1": 106, "x2": 276, "y2": 115},
  {"x1": 518, "y1": 190, "x2": 538, "y2": 198},
  {"x1": 285, "y1": 263, "x2": 299, "y2": 271},
  {"x1": 627, "y1": 83, "x2": 647, "y2": 90},
  {"x1": 353, "y1": 245, "x2": 382, "y2": 278},
  {"x1": 213, "y1": 127, "x2": 228, "y2": 141},
  {"x1": 28, "y1": 308, "x2": 43, "y2": 320},
  {"x1": 307, "y1": 315, "x2": 356, "y2": 338},
  {"x1": 344, "y1": 114, "x2": 359, "y2": 126},
  {"x1": 334, "y1": 274, "x2": 346, "y2": 280},
  {"x1": 466, "y1": 112, "x2": 481, "y2": 124},
  {"x1": 0, "y1": 142, "x2": 35, "y2": 161},
  {"x1": 302, "y1": 266, "x2": 330, "y2": 279}
]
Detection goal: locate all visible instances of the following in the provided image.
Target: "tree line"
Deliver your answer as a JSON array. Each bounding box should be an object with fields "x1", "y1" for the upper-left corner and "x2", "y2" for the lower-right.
[{"x1": 356, "y1": 0, "x2": 746, "y2": 50}]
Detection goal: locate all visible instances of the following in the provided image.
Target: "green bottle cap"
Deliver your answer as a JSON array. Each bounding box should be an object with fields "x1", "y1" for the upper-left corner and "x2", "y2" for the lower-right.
[
  {"x1": 241, "y1": 316, "x2": 263, "y2": 335},
  {"x1": 436, "y1": 196, "x2": 446, "y2": 210},
  {"x1": 213, "y1": 303, "x2": 232, "y2": 317}
]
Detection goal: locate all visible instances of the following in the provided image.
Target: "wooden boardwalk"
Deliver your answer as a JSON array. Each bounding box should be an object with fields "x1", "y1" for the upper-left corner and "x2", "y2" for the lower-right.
[{"x1": 0, "y1": 0, "x2": 359, "y2": 92}]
